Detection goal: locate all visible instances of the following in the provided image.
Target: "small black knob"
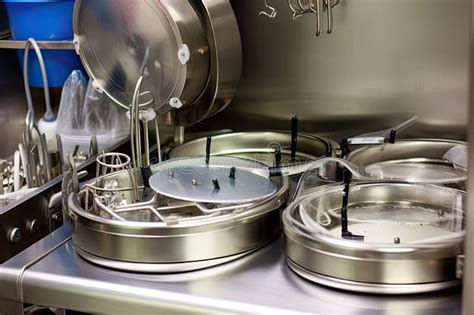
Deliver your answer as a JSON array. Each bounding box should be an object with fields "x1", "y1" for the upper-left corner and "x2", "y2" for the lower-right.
[
  {"x1": 229, "y1": 167, "x2": 236, "y2": 179},
  {"x1": 388, "y1": 130, "x2": 397, "y2": 144},
  {"x1": 212, "y1": 178, "x2": 220, "y2": 190},
  {"x1": 206, "y1": 136, "x2": 212, "y2": 164},
  {"x1": 274, "y1": 147, "x2": 282, "y2": 166}
]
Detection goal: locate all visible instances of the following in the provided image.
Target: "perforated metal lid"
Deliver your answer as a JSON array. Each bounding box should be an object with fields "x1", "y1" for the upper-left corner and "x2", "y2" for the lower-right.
[{"x1": 74, "y1": 0, "x2": 186, "y2": 112}]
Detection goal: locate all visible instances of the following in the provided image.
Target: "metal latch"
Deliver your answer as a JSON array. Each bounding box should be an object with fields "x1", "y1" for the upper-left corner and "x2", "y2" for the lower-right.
[{"x1": 456, "y1": 254, "x2": 465, "y2": 279}]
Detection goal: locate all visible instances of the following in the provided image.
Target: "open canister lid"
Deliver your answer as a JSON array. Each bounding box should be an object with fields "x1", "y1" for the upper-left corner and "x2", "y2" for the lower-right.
[{"x1": 74, "y1": 0, "x2": 242, "y2": 125}]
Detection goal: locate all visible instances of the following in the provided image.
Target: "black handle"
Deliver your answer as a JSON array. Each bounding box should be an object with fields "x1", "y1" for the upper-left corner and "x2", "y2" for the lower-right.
[
  {"x1": 388, "y1": 130, "x2": 397, "y2": 144},
  {"x1": 141, "y1": 166, "x2": 153, "y2": 188},
  {"x1": 274, "y1": 146, "x2": 282, "y2": 167},
  {"x1": 229, "y1": 167, "x2": 236, "y2": 179},
  {"x1": 340, "y1": 169, "x2": 364, "y2": 241},
  {"x1": 212, "y1": 178, "x2": 220, "y2": 190},
  {"x1": 341, "y1": 170, "x2": 351, "y2": 235},
  {"x1": 206, "y1": 136, "x2": 212, "y2": 164},
  {"x1": 291, "y1": 116, "x2": 298, "y2": 161}
]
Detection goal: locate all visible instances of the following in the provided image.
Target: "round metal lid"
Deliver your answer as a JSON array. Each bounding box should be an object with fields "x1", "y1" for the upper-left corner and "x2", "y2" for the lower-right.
[
  {"x1": 74, "y1": 0, "x2": 186, "y2": 111},
  {"x1": 149, "y1": 164, "x2": 277, "y2": 204}
]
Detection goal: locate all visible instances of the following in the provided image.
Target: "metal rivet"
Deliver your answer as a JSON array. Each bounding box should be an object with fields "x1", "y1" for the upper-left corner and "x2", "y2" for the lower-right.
[
  {"x1": 394, "y1": 237, "x2": 400, "y2": 244},
  {"x1": 192, "y1": 179, "x2": 198, "y2": 186}
]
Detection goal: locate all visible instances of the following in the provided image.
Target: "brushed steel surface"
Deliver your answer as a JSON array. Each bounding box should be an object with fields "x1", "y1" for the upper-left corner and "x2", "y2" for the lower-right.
[
  {"x1": 195, "y1": 0, "x2": 470, "y2": 140},
  {"x1": 283, "y1": 182, "x2": 465, "y2": 292},
  {"x1": 0, "y1": 225, "x2": 462, "y2": 314},
  {"x1": 75, "y1": 245, "x2": 259, "y2": 273},
  {"x1": 463, "y1": 0, "x2": 474, "y2": 312}
]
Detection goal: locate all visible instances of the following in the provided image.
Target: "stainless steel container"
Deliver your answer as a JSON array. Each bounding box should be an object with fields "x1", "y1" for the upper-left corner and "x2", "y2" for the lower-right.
[
  {"x1": 168, "y1": 132, "x2": 337, "y2": 166},
  {"x1": 283, "y1": 182, "x2": 465, "y2": 294},
  {"x1": 347, "y1": 139, "x2": 467, "y2": 188},
  {"x1": 68, "y1": 157, "x2": 288, "y2": 273}
]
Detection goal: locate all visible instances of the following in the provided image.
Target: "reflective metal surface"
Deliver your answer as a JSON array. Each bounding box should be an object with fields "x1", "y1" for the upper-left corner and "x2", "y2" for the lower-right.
[
  {"x1": 168, "y1": 131, "x2": 336, "y2": 166},
  {"x1": 197, "y1": 0, "x2": 470, "y2": 140},
  {"x1": 74, "y1": 0, "x2": 208, "y2": 113},
  {"x1": 68, "y1": 157, "x2": 288, "y2": 271},
  {"x1": 347, "y1": 139, "x2": 468, "y2": 187},
  {"x1": 283, "y1": 182, "x2": 465, "y2": 294},
  {"x1": 74, "y1": 0, "x2": 242, "y2": 126},
  {"x1": 0, "y1": 224, "x2": 462, "y2": 314},
  {"x1": 463, "y1": 0, "x2": 474, "y2": 311}
]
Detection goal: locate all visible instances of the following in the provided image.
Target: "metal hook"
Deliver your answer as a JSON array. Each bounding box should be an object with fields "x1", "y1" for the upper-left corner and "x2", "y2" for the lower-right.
[
  {"x1": 307, "y1": 0, "x2": 322, "y2": 36},
  {"x1": 259, "y1": 0, "x2": 277, "y2": 18},
  {"x1": 288, "y1": 0, "x2": 304, "y2": 20},
  {"x1": 323, "y1": 0, "x2": 340, "y2": 34}
]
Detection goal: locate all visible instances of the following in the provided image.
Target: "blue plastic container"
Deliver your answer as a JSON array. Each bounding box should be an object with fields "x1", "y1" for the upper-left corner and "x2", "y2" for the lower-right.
[{"x1": 4, "y1": 0, "x2": 85, "y2": 87}]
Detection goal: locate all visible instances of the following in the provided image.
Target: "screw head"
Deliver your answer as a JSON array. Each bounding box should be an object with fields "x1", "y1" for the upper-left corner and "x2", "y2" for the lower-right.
[
  {"x1": 27, "y1": 220, "x2": 40, "y2": 234},
  {"x1": 192, "y1": 179, "x2": 198, "y2": 186},
  {"x1": 394, "y1": 237, "x2": 401, "y2": 244},
  {"x1": 8, "y1": 228, "x2": 22, "y2": 244}
]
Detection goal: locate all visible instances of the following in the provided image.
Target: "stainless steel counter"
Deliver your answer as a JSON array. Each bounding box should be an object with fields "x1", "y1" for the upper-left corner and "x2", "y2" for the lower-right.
[{"x1": 0, "y1": 224, "x2": 462, "y2": 315}]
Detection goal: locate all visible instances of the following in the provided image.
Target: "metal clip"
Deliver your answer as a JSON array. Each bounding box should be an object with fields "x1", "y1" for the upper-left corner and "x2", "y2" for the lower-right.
[{"x1": 259, "y1": 0, "x2": 277, "y2": 18}]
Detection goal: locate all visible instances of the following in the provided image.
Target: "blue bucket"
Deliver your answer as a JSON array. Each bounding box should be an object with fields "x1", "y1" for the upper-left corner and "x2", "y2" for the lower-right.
[{"x1": 4, "y1": 0, "x2": 85, "y2": 87}]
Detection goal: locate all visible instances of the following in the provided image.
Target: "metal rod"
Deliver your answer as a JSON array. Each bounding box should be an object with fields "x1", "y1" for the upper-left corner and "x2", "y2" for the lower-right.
[
  {"x1": 0, "y1": 40, "x2": 75, "y2": 50},
  {"x1": 291, "y1": 116, "x2": 298, "y2": 161},
  {"x1": 340, "y1": 170, "x2": 350, "y2": 235},
  {"x1": 206, "y1": 136, "x2": 212, "y2": 164},
  {"x1": 144, "y1": 120, "x2": 150, "y2": 165},
  {"x1": 326, "y1": 0, "x2": 333, "y2": 34},
  {"x1": 154, "y1": 118, "x2": 162, "y2": 163},
  {"x1": 340, "y1": 169, "x2": 364, "y2": 241}
]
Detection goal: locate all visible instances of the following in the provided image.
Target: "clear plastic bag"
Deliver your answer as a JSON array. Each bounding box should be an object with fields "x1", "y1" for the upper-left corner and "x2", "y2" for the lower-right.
[
  {"x1": 82, "y1": 81, "x2": 129, "y2": 139},
  {"x1": 56, "y1": 70, "x2": 88, "y2": 135},
  {"x1": 57, "y1": 71, "x2": 130, "y2": 159}
]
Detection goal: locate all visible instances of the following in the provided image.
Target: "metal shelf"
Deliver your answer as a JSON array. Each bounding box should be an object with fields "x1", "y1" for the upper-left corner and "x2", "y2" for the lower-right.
[{"x1": 0, "y1": 40, "x2": 74, "y2": 50}]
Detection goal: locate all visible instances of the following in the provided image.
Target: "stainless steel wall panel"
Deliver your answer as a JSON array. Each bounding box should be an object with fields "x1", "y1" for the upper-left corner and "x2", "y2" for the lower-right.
[{"x1": 196, "y1": 0, "x2": 470, "y2": 140}]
